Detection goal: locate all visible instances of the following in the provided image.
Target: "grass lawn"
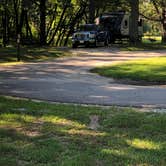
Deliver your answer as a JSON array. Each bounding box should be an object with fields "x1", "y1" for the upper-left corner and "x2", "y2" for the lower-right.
[
  {"x1": 119, "y1": 43, "x2": 166, "y2": 51},
  {"x1": 142, "y1": 36, "x2": 162, "y2": 44},
  {"x1": 0, "y1": 96, "x2": 166, "y2": 166},
  {"x1": 116, "y1": 36, "x2": 166, "y2": 51},
  {"x1": 91, "y1": 57, "x2": 166, "y2": 84},
  {"x1": 0, "y1": 46, "x2": 70, "y2": 64}
]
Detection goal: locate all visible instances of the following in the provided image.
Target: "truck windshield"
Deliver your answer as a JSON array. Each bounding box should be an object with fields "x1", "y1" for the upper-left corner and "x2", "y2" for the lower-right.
[{"x1": 79, "y1": 25, "x2": 98, "y2": 31}]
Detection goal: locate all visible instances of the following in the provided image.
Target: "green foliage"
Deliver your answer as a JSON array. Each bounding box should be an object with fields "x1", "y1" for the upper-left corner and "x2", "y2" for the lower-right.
[
  {"x1": 140, "y1": 0, "x2": 166, "y2": 40},
  {"x1": 0, "y1": 0, "x2": 165, "y2": 46}
]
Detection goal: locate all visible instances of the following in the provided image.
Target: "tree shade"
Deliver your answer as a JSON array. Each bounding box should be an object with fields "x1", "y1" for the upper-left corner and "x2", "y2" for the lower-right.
[{"x1": 0, "y1": 0, "x2": 164, "y2": 46}]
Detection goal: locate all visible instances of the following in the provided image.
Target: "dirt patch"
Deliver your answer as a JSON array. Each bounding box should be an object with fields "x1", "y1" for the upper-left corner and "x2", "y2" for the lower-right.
[{"x1": 89, "y1": 115, "x2": 100, "y2": 130}]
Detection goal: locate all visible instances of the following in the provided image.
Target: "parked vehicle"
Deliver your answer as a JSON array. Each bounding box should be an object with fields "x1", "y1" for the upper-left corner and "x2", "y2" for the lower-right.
[
  {"x1": 95, "y1": 11, "x2": 143, "y2": 43},
  {"x1": 72, "y1": 24, "x2": 109, "y2": 48}
]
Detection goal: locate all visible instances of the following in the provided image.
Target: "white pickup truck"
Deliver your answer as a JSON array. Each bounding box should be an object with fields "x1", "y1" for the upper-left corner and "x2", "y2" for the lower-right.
[{"x1": 72, "y1": 24, "x2": 109, "y2": 48}]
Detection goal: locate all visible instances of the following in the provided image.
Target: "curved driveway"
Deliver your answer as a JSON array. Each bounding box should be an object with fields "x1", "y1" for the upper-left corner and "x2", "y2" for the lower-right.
[{"x1": 0, "y1": 47, "x2": 166, "y2": 108}]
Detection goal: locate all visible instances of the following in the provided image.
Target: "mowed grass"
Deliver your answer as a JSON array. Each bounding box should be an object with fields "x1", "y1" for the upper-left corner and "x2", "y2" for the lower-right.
[
  {"x1": 142, "y1": 36, "x2": 162, "y2": 44},
  {"x1": 91, "y1": 57, "x2": 166, "y2": 84},
  {"x1": 118, "y1": 36, "x2": 166, "y2": 51},
  {"x1": 0, "y1": 96, "x2": 166, "y2": 166},
  {"x1": 119, "y1": 43, "x2": 166, "y2": 51},
  {"x1": 0, "y1": 46, "x2": 70, "y2": 64}
]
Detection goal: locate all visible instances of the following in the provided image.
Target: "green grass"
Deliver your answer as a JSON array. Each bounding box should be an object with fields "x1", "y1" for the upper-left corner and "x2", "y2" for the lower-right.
[
  {"x1": 91, "y1": 57, "x2": 166, "y2": 84},
  {"x1": 142, "y1": 36, "x2": 162, "y2": 44},
  {"x1": 119, "y1": 43, "x2": 166, "y2": 51},
  {"x1": 116, "y1": 36, "x2": 166, "y2": 51},
  {"x1": 0, "y1": 46, "x2": 70, "y2": 64},
  {"x1": 0, "y1": 96, "x2": 166, "y2": 166}
]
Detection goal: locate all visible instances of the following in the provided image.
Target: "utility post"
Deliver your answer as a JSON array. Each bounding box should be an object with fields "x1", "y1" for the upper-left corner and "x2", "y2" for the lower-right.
[{"x1": 17, "y1": 33, "x2": 21, "y2": 61}]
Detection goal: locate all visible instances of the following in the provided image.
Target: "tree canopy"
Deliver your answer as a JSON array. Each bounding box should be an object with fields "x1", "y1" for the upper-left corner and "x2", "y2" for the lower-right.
[{"x1": 0, "y1": 0, "x2": 165, "y2": 46}]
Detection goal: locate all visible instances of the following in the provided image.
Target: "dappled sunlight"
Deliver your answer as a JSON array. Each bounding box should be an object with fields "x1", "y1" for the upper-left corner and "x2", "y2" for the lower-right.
[
  {"x1": 71, "y1": 47, "x2": 166, "y2": 58},
  {"x1": 89, "y1": 95, "x2": 110, "y2": 99},
  {"x1": 0, "y1": 111, "x2": 105, "y2": 138},
  {"x1": 0, "y1": 113, "x2": 42, "y2": 137},
  {"x1": 0, "y1": 113, "x2": 36, "y2": 123},
  {"x1": 0, "y1": 112, "x2": 106, "y2": 138},
  {"x1": 0, "y1": 47, "x2": 66, "y2": 64},
  {"x1": 66, "y1": 129, "x2": 107, "y2": 137},
  {"x1": 126, "y1": 138, "x2": 161, "y2": 150},
  {"x1": 92, "y1": 57, "x2": 166, "y2": 85},
  {"x1": 55, "y1": 68, "x2": 77, "y2": 74},
  {"x1": 103, "y1": 85, "x2": 136, "y2": 90},
  {"x1": 101, "y1": 148, "x2": 125, "y2": 156},
  {"x1": 0, "y1": 50, "x2": 166, "y2": 127},
  {"x1": 16, "y1": 126, "x2": 42, "y2": 137},
  {"x1": 0, "y1": 62, "x2": 24, "y2": 66},
  {"x1": 0, "y1": 96, "x2": 166, "y2": 165},
  {"x1": 41, "y1": 115, "x2": 86, "y2": 129},
  {"x1": 0, "y1": 118, "x2": 21, "y2": 127},
  {"x1": 0, "y1": 125, "x2": 42, "y2": 138}
]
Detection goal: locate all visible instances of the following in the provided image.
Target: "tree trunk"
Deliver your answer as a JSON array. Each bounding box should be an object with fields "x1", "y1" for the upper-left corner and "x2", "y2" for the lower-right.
[
  {"x1": 23, "y1": 9, "x2": 33, "y2": 42},
  {"x1": 129, "y1": 0, "x2": 140, "y2": 44},
  {"x1": 162, "y1": 9, "x2": 166, "y2": 43},
  {"x1": 13, "y1": 0, "x2": 19, "y2": 35},
  {"x1": 39, "y1": 0, "x2": 46, "y2": 45},
  {"x1": 64, "y1": 4, "x2": 87, "y2": 46},
  {"x1": 48, "y1": 3, "x2": 68, "y2": 45},
  {"x1": 89, "y1": 0, "x2": 95, "y2": 23},
  {"x1": 55, "y1": 16, "x2": 67, "y2": 46},
  {"x1": 2, "y1": 0, "x2": 7, "y2": 47}
]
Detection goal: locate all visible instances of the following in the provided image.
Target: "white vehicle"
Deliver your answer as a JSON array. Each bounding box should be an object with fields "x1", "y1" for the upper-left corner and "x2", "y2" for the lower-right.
[{"x1": 72, "y1": 24, "x2": 109, "y2": 48}]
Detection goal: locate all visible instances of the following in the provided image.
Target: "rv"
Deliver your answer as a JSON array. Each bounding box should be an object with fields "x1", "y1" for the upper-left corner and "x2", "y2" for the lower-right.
[{"x1": 95, "y1": 11, "x2": 143, "y2": 43}]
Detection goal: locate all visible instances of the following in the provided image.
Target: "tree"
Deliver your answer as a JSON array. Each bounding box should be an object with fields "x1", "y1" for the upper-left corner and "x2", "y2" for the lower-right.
[
  {"x1": 129, "y1": 0, "x2": 140, "y2": 44},
  {"x1": 39, "y1": 0, "x2": 46, "y2": 45},
  {"x1": 1, "y1": 0, "x2": 127, "y2": 46},
  {"x1": 88, "y1": 0, "x2": 95, "y2": 23},
  {"x1": 2, "y1": 0, "x2": 8, "y2": 47},
  {"x1": 140, "y1": 0, "x2": 166, "y2": 42},
  {"x1": 151, "y1": 0, "x2": 166, "y2": 42}
]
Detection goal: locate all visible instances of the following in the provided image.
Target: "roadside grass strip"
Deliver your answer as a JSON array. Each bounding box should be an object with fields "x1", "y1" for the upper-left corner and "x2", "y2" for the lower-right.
[
  {"x1": 0, "y1": 46, "x2": 70, "y2": 65},
  {"x1": 91, "y1": 57, "x2": 166, "y2": 84},
  {"x1": 118, "y1": 36, "x2": 166, "y2": 51}
]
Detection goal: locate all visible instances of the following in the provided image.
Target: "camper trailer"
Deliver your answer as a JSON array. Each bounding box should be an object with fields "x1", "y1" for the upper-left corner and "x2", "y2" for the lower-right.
[{"x1": 95, "y1": 11, "x2": 143, "y2": 43}]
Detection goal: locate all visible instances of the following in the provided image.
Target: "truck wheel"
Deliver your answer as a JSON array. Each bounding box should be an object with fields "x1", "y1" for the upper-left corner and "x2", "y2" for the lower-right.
[
  {"x1": 110, "y1": 37, "x2": 115, "y2": 44},
  {"x1": 93, "y1": 40, "x2": 97, "y2": 47},
  {"x1": 85, "y1": 43, "x2": 89, "y2": 48},
  {"x1": 104, "y1": 38, "x2": 109, "y2": 46},
  {"x1": 72, "y1": 44, "x2": 77, "y2": 48}
]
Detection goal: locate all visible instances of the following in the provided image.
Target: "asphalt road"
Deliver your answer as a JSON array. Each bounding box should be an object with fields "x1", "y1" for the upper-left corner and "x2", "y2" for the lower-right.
[{"x1": 0, "y1": 47, "x2": 166, "y2": 108}]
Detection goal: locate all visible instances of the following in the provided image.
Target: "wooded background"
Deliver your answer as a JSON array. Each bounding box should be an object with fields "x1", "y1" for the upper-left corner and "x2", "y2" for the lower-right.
[{"x1": 0, "y1": 0, "x2": 166, "y2": 46}]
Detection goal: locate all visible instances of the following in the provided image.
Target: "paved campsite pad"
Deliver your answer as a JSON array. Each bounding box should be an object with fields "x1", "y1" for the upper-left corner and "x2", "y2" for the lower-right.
[{"x1": 0, "y1": 47, "x2": 166, "y2": 108}]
